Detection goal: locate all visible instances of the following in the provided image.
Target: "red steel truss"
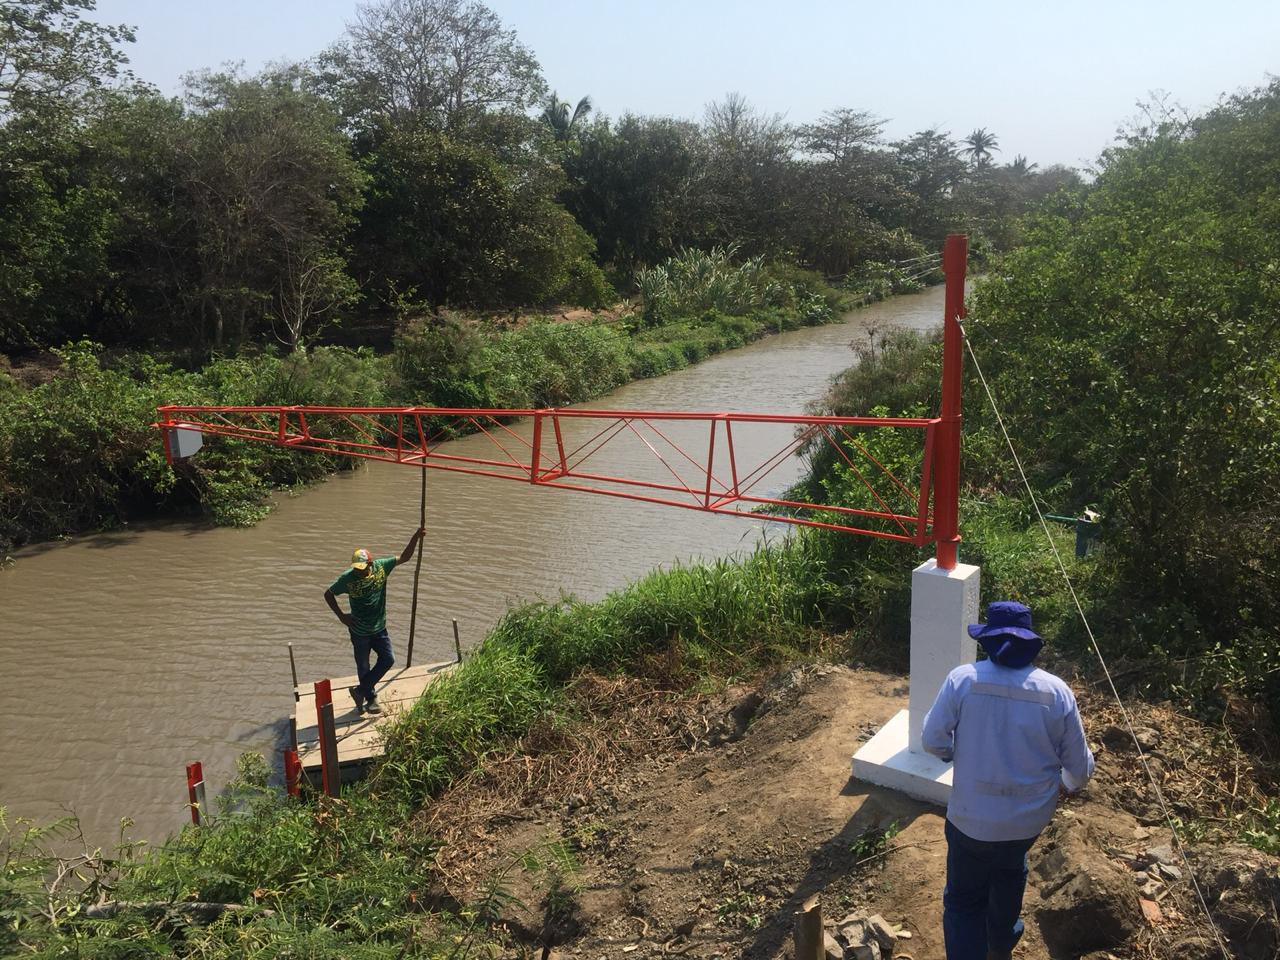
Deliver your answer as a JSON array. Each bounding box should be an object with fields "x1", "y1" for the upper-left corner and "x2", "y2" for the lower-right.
[
  {"x1": 156, "y1": 235, "x2": 968, "y2": 557},
  {"x1": 158, "y1": 405, "x2": 942, "y2": 545}
]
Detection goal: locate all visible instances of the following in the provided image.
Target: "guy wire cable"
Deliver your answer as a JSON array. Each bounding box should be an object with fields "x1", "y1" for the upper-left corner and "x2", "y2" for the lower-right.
[
  {"x1": 891, "y1": 253, "x2": 943, "y2": 267},
  {"x1": 958, "y1": 319, "x2": 1233, "y2": 960}
]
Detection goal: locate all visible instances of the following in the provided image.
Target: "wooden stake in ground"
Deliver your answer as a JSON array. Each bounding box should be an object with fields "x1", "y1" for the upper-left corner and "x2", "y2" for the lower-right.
[
  {"x1": 406, "y1": 466, "x2": 426, "y2": 667},
  {"x1": 794, "y1": 894, "x2": 823, "y2": 960}
]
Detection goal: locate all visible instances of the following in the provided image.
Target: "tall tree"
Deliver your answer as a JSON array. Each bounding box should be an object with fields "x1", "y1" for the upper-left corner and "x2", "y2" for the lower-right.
[
  {"x1": 798, "y1": 107, "x2": 883, "y2": 165},
  {"x1": 354, "y1": 116, "x2": 609, "y2": 309},
  {"x1": 176, "y1": 67, "x2": 365, "y2": 353},
  {"x1": 793, "y1": 109, "x2": 907, "y2": 274},
  {"x1": 561, "y1": 113, "x2": 706, "y2": 274},
  {"x1": 700, "y1": 92, "x2": 794, "y2": 255},
  {"x1": 0, "y1": 0, "x2": 136, "y2": 349},
  {"x1": 318, "y1": 0, "x2": 544, "y2": 132},
  {"x1": 1007, "y1": 154, "x2": 1037, "y2": 177},
  {"x1": 890, "y1": 128, "x2": 966, "y2": 245},
  {"x1": 0, "y1": 0, "x2": 134, "y2": 120}
]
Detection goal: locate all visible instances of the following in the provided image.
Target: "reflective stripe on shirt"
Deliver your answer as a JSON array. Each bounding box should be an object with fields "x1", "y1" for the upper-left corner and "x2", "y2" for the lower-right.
[{"x1": 969, "y1": 682, "x2": 1057, "y2": 707}]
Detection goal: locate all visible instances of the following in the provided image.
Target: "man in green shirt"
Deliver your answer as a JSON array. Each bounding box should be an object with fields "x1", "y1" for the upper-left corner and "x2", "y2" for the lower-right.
[{"x1": 324, "y1": 527, "x2": 425, "y2": 715}]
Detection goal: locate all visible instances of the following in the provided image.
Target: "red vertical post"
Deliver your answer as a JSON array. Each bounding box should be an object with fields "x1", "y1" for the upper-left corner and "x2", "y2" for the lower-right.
[
  {"x1": 935, "y1": 234, "x2": 968, "y2": 570},
  {"x1": 314, "y1": 679, "x2": 337, "y2": 797},
  {"x1": 283, "y1": 749, "x2": 301, "y2": 797},
  {"x1": 530, "y1": 410, "x2": 543, "y2": 482},
  {"x1": 185, "y1": 761, "x2": 203, "y2": 825}
]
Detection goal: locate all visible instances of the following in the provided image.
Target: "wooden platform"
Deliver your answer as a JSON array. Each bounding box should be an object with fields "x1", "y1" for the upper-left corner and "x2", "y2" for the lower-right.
[{"x1": 292, "y1": 661, "x2": 457, "y2": 778}]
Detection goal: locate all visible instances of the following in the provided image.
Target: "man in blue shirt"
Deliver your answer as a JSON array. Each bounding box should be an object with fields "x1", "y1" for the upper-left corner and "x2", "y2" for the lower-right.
[{"x1": 922, "y1": 600, "x2": 1094, "y2": 960}]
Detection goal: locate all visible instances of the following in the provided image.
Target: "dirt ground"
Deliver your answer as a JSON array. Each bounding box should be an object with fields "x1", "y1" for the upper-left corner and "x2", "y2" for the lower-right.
[{"x1": 419, "y1": 664, "x2": 1279, "y2": 960}]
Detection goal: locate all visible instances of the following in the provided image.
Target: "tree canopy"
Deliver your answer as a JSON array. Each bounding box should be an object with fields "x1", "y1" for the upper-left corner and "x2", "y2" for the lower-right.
[{"x1": 0, "y1": 0, "x2": 1068, "y2": 356}]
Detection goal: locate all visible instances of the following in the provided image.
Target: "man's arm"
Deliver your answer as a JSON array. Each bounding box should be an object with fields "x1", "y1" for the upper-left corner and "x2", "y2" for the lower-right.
[
  {"x1": 324, "y1": 589, "x2": 355, "y2": 628},
  {"x1": 921, "y1": 675, "x2": 960, "y2": 762},
  {"x1": 398, "y1": 526, "x2": 426, "y2": 566},
  {"x1": 1057, "y1": 694, "x2": 1095, "y2": 793}
]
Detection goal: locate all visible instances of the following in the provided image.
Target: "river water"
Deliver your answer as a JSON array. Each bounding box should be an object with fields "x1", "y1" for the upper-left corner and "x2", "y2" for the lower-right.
[{"x1": 0, "y1": 287, "x2": 943, "y2": 849}]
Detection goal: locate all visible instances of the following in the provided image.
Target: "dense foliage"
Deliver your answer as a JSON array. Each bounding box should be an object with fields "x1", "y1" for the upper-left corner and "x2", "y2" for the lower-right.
[
  {"x1": 1, "y1": 0, "x2": 1067, "y2": 358},
  {"x1": 962, "y1": 81, "x2": 1280, "y2": 720},
  {"x1": 809, "y1": 79, "x2": 1280, "y2": 726}
]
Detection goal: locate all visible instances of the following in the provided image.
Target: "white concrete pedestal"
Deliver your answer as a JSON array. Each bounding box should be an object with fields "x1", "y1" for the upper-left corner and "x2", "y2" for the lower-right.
[{"x1": 851, "y1": 558, "x2": 980, "y2": 805}]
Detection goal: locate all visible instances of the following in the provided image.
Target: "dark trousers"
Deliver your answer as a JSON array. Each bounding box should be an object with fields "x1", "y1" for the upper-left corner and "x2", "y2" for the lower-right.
[
  {"x1": 942, "y1": 819, "x2": 1038, "y2": 960},
  {"x1": 350, "y1": 628, "x2": 394, "y2": 700}
]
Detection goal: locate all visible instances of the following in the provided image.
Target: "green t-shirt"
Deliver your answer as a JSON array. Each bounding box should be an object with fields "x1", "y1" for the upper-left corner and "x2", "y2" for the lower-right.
[{"x1": 329, "y1": 557, "x2": 398, "y2": 636}]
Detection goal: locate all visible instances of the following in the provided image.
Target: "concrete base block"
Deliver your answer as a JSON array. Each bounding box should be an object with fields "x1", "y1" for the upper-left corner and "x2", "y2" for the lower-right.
[
  {"x1": 908, "y1": 559, "x2": 980, "y2": 753},
  {"x1": 851, "y1": 709, "x2": 953, "y2": 806}
]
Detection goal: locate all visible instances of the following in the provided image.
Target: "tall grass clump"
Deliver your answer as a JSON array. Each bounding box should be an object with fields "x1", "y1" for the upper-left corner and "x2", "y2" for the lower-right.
[
  {"x1": 374, "y1": 643, "x2": 554, "y2": 804},
  {"x1": 498, "y1": 543, "x2": 839, "y2": 681},
  {"x1": 637, "y1": 245, "x2": 771, "y2": 325}
]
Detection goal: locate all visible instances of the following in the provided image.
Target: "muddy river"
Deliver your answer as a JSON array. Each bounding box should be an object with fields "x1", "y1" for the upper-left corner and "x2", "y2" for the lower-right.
[{"x1": 0, "y1": 287, "x2": 943, "y2": 848}]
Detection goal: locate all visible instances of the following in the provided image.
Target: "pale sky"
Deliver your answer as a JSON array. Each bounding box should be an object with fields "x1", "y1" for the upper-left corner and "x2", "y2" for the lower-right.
[{"x1": 94, "y1": 0, "x2": 1279, "y2": 169}]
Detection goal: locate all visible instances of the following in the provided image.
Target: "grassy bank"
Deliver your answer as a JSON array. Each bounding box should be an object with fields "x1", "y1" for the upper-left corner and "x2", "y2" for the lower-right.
[{"x1": 1, "y1": 254, "x2": 938, "y2": 558}]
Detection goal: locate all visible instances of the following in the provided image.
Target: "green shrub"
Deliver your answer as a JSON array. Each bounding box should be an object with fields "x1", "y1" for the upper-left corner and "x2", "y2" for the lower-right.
[
  {"x1": 393, "y1": 311, "x2": 490, "y2": 408},
  {"x1": 636, "y1": 245, "x2": 769, "y2": 325},
  {"x1": 0, "y1": 343, "x2": 391, "y2": 551}
]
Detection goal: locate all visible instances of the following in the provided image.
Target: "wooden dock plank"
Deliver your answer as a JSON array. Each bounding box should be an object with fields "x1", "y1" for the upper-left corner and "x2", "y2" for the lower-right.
[{"x1": 293, "y1": 661, "x2": 456, "y2": 771}]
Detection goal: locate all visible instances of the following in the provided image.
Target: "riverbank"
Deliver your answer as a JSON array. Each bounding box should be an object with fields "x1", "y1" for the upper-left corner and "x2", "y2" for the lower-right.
[{"x1": 7, "y1": 580, "x2": 1278, "y2": 958}]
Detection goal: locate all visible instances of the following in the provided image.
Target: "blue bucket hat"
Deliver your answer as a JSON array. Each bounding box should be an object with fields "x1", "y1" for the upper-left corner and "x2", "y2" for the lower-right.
[{"x1": 968, "y1": 600, "x2": 1043, "y2": 668}]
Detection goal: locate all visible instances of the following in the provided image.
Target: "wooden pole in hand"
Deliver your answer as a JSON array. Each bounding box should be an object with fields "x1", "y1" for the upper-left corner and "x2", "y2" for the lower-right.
[{"x1": 406, "y1": 466, "x2": 426, "y2": 667}]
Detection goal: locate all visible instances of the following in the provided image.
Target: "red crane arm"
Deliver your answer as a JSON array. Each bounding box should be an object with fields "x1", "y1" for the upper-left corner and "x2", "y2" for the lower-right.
[
  {"x1": 156, "y1": 235, "x2": 966, "y2": 553},
  {"x1": 156, "y1": 404, "x2": 943, "y2": 545}
]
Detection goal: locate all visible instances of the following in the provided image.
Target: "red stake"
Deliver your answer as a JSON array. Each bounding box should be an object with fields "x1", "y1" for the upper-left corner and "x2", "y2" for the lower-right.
[
  {"x1": 283, "y1": 749, "x2": 301, "y2": 797},
  {"x1": 314, "y1": 679, "x2": 338, "y2": 797},
  {"x1": 185, "y1": 761, "x2": 203, "y2": 825}
]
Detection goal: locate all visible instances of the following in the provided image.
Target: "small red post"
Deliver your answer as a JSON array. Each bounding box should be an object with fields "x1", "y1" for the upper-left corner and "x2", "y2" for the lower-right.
[
  {"x1": 283, "y1": 749, "x2": 301, "y2": 797},
  {"x1": 314, "y1": 679, "x2": 338, "y2": 797},
  {"x1": 185, "y1": 761, "x2": 203, "y2": 825},
  {"x1": 935, "y1": 234, "x2": 968, "y2": 570}
]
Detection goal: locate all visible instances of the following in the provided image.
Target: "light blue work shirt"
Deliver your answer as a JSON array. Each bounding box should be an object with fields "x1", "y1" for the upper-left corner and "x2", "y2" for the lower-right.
[{"x1": 922, "y1": 660, "x2": 1095, "y2": 842}]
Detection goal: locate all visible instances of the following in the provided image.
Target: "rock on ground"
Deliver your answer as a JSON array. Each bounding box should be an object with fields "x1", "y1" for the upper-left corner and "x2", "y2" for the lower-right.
[{"x1": 1189, "y1": 843, "x2": 1280, "y2": 960}]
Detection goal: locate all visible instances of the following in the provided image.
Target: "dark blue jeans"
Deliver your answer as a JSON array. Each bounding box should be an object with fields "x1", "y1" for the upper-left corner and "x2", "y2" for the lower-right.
[
  {"x1": 350, "y1": 628, "x2": 394, "y2": 701},
  {"x1": 943, "y1": 819, "x2": 1038, "y2": 960}
]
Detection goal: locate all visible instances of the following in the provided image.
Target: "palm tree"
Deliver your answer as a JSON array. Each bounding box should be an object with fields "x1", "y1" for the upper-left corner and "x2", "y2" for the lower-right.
[
  {"x1": 1008, "y1": 154, "x2": 1038, "y2": 177},
  {"x1": 961, "y1": 128, "x2": 1000, "y2": 167},
  {"x1": 541, "y1": 93, "x2": 592, "y2": 141}
]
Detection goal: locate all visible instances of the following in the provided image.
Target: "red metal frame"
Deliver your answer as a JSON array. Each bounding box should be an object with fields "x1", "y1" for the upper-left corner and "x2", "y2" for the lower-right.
[
  {"x1": 155, "y1": 238, "x2": 968, "y2": 554},
  {"x1": 158, "y1": 404, "x2": 943, "y2": 545}
]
